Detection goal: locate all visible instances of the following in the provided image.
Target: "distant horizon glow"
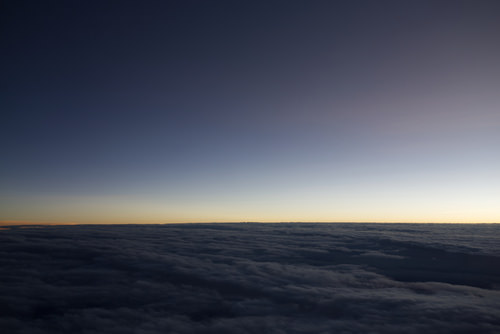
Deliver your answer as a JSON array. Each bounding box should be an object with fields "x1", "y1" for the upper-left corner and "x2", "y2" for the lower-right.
[{"x1": 1, "y1": 1, "x2": 499, "y2": 224}]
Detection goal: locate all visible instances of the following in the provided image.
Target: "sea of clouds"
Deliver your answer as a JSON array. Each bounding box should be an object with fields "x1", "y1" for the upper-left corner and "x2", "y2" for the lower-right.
[{"x1": 1, "y1": 223, "x2": 499, "y2": 333}]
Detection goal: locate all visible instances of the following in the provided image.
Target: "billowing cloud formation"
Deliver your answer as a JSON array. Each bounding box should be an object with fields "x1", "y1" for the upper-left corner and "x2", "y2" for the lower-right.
[{"x1": 1, "y1": 223, "x2": 499, "y2": 333}]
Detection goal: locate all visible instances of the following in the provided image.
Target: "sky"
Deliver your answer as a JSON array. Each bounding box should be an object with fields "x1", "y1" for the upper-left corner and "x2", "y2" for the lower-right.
[{"x1": 1, "y1": 0, "x2": 499, "y2": 223}]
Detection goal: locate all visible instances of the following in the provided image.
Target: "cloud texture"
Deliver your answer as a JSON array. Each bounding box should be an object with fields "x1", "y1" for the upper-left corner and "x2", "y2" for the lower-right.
[{"x1": 1, "y1": 223, "x2": 499, "y2": 333}]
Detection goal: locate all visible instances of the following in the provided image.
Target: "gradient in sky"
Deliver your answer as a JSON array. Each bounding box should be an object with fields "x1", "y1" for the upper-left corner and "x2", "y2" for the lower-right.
[{"x1": 1, "y1": 0, "x2": 499, "y2": 223}]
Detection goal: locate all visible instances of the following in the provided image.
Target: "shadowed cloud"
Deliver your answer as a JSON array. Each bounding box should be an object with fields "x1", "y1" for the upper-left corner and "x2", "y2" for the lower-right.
[{"x1": 1, "y1": 223, "x2": 499, "y2": 333}]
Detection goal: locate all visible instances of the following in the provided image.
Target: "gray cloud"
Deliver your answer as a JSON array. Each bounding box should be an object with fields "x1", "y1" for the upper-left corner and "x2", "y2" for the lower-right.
[{"x1": 1, "y1": 223, "x2": 499, "y2": 333}]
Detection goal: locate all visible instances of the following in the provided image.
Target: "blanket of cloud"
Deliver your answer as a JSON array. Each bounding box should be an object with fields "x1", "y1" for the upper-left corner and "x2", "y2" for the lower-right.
[{"x1": 1, "y1": 223, "x2": 499, "y2": 334}]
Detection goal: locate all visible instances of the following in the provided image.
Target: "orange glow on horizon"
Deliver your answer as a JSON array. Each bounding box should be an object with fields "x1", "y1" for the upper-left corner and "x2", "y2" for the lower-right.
[{"x1": 0, "y1": 219, "x2": 497, "y2": 226}]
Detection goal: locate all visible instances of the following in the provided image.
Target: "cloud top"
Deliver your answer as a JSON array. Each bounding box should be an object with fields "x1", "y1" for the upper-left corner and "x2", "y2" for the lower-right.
[{"x1": 1, "y1": 223, "x2": 499, "y2": 333}]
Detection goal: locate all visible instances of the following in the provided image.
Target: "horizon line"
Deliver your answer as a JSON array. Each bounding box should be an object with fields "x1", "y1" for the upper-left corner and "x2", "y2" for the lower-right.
[{"x1": 1, "y1": 220, "x2": 498, "y2": 227}]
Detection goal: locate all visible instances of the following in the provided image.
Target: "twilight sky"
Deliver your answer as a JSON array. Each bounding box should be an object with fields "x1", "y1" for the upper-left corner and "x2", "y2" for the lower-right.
[{"x1": 1, "y1": 0, "x2": 499, "y2": 223}]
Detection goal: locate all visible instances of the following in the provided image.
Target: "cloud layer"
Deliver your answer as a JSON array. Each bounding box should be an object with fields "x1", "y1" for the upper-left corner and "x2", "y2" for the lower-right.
[{"x1": 1, "y1": 223, "x2": 499, "y2": 333}]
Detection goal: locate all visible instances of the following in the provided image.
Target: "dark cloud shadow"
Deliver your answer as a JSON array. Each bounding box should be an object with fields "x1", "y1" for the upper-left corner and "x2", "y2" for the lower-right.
[{"x1": 1, "y1": 223, "x2": 499, "y2": 333}]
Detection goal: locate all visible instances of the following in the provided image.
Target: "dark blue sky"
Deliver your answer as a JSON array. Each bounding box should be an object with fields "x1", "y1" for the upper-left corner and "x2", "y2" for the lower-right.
[{"x1": 1, "y1": 1, "x2": 499, "y2": 223}]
